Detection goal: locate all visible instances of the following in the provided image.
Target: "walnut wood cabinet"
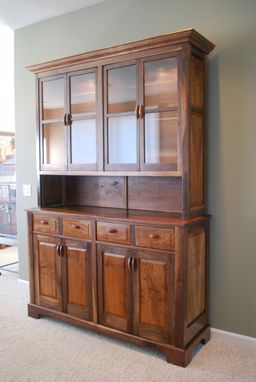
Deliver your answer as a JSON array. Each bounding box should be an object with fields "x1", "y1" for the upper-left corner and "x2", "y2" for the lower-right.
[{"x1": 27, "y1": 29, "x2": 214, "y2": 367}]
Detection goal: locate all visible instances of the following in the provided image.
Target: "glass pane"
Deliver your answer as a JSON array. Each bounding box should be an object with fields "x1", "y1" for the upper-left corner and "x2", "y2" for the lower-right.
[
  {"x1": 70, "y1": 73, "x2": 96, "y2": 116},
  {"x1": 42, "y1": 78, "x2": 64, "y2": 120},
  {"x1": 43, "y1": 122, "x2": 65, "y2": 165},
  {"x1": 108, "y1": 65, "x2": 136, "y2": 114},
  {"x1": 144, "y1": 57, "x2": 177, "y2": 110},
  {"x1": 71, "y1": 119, "x2": 96, "y2": 164},
  {"x1": 108, "y1": 116, "x2": 137, "y2": 164},
  {"x1": 145, "y1": 111, "x2": 178, "y2": 166}
]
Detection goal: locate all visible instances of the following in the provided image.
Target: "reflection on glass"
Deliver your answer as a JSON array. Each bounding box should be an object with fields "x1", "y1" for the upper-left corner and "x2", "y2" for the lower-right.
[
  {"x1": 70, "y1": 73, "x2": 96, "y2": 116},
  {"x1": 108, "y1": 65, "x2": 136, "y2": 114},
  {"x1": 145, "y1": 111, "x2": 178, "y2": 166},
  {"x1": 43, "y1": 122, "x2": 65, "y2": 165},
  {"x1": 42, "y1": 78, "x2": 64, "y2": 120},
  {"x1": 71, "y1": 119, "x2": 96, "y2": 164},
  {"x1": 144, "y1": 58, "x2": 177, "y2": 110},
  {"x1": 108, "y1": 116, "x2": 137, "y2": 164}
]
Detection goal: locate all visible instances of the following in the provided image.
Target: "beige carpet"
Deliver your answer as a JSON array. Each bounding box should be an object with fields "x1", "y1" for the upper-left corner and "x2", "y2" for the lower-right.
[
  {"x1": 0, "y1": 246, "x2": 18, "y2": 266},
  {"x1": 0, "y1": 272, "x2": 256, "y2": 382}
]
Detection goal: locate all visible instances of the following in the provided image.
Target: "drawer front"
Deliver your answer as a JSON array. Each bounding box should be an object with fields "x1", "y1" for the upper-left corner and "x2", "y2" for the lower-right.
[
  {"x1": 135, "y1": 226, "x2": 175, "y2": 251},
  {"x1": 33, "y1": 215, "x2": 58, "y2": 234},
  {"x1": 63, "y1": 218, "x2": 91, "y2": 239},
  {"x1": 97, "y1": 222, "x2": 130, "y2": 244}
]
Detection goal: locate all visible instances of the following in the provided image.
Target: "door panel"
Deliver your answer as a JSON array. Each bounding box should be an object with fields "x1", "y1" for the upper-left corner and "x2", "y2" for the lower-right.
[
  {"x1": 133, "y1": 250, "x2": 174, "y2": 343},
  {"x1": 64, "y1": 239, "x2": 92, "y2": 320},
  {"x1": 34, "y1": 235, "x2": 62, "y2": 311},
  {"x1": 97, "y1": 244, "x2": 132, "y2": 332}
]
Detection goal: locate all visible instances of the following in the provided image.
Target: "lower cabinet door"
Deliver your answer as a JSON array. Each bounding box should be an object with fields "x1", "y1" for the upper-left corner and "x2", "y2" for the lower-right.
[
  {"x1": 34, "y1": 234, "x2": 62, "y2": 311},
  {"x1": 133, "y1": 250, "x2": 174, "y2": 344},
  {"x1": 97, "y1": 244, "x2": 133, "y2": 332},
  {"x1": 63, "y1": 239, "x2": 92, "y2": 321}
]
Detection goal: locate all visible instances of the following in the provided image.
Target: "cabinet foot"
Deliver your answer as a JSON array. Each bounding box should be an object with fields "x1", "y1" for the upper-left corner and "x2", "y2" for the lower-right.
[{"x1": 28, "y1": 304, "x2": 41, "y2": 319}]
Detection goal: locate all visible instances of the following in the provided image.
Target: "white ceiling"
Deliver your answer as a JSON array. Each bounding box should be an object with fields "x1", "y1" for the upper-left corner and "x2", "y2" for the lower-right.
[{"x1": 0, "y1": 0, "x2": 107, "y2": 30}]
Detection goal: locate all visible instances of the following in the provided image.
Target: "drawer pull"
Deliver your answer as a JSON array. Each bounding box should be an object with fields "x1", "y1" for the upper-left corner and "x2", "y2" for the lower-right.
[
  {"x1": 148, "y1": 233, "x2": 160, "y2": 240},
  {"x1": 40, "y1": 220, "x2": 48, "y2": 225},
  {"x1": 109, "y1": 228, "x2": 118, "y2": 234},
  {"x1": 71, "y1": 224, "x2": 80, "y2": 229}
]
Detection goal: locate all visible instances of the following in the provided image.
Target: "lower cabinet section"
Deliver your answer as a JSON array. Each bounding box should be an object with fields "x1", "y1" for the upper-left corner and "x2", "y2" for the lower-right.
[
  {"x1": 34, "y1": 234, "x2": 92, "y2": 320},
  {"x1": 97, "y1": 244, "x2": 174, "y2": 343},
  {"x1": 28, "y1": 211, "x2": 210, "y2": 367}
]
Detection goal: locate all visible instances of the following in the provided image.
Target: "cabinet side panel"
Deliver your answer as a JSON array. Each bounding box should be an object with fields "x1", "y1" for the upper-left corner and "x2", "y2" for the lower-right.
[
  {"x1": 190, "y1": 114, "x2": 204, "y2": 209},
  {"x1": 65, "y1": 176, "x2": 126, "y2": 208},
  {"x1": 128, "y1": 177, "x2": 182, "y2": 213},
  {"x1": 191, "y1": 55, "x2": 204, "y2": 109},
  {"x1": 186, "y1": 230, "x2": 206, "y2": 326}
]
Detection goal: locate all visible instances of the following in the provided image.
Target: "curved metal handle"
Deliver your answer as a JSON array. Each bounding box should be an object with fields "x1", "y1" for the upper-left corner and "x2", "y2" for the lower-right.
[
  {"x1": 109, "y1": 228, "x2": 118, "y2": 234},
  {"x1": 56, "y1": 244, "x2": 61, "y2": 256},
  {"x1": 127, "y1": 257, "x2": 132, "y2": 272},
  {"x1": 131, "y1": 257, "x2": 136, "y2": 272},
  {"x1": 135, "y1": 105, "x2": 139, "y2": 119},
  {"x1": 139, "y1": 105, "x2": 144, "y2": 119},
  {"x1": 59, "y1": 244, "x2": 65, "y2": 257},
  {"x1": 149, "y1": 233, "x2": 160, "y2": 240},
  {"x1": 40, "y1": 220, "x2": 48, "y2": 225},
  {"x1": 67, "y1": 113, "x2": 72, "y2": 125},
  {"x1": 64, "y1": 113, "x2": 67, "y2": 126}
]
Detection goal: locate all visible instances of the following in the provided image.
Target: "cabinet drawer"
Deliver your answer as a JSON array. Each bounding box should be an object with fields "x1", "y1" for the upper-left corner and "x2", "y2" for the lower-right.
[
  {"x1": 63, "y1": 218, "x2": 91, "y2": 239},
  {"x1": 135, "y1": 226, "x2": 175, "y2": 251},
  {"x1": 33, "y1": 215, "x2": 58, "y2": 234},
  {"x1": 97, "y1": 222, "x2": 130, "y2": 244}
]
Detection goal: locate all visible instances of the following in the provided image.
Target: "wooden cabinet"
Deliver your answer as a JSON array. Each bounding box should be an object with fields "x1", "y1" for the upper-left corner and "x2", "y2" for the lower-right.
[
  {"x1": 32, "y1": 218, "x2": 92, "y2": 321},
  {"x1": 27, "y1": 29, "x2": 214, "y2": 367},
  {"x1": 97, "y1": 244, "x2": 174, "y2": 344}
]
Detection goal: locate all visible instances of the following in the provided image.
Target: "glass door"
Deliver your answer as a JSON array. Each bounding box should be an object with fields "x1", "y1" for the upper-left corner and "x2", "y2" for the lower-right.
[
  {"x1": 140, "y1": 56, "x2": 179, "y2": 171},
  {"x1": 104, "y1": 62, "x2": 139, "y2": 171},
  {"x1": 68, "y1": 70, "x2": 98, "y2": 171},
  {"x1": 40, "y1": 76, "x2": 66, "y2": 171}
]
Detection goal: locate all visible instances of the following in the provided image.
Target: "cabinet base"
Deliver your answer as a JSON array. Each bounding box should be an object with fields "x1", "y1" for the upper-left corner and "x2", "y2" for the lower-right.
[{"x1": 28, "y1": 303, "x2": 210, "y2": 367}]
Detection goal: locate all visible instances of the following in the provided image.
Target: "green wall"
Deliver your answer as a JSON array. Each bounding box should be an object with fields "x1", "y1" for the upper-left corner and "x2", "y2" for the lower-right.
[{"x1": 15, "y1": 0, "x2": 256, "y2": 337}]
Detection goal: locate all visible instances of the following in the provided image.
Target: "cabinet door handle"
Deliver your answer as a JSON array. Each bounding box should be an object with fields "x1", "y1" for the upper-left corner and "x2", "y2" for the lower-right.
[
  {"x1": 135, "y1": 105, "x2": 139, "y2": 119},
  {"x1": 40, "y1": 220, "x2": 48, "y2": 225},
  {"x1": 139, "y1": 105, "x2": 144, "y2": 119},
  {"x1": 148, "y1": 233, "x2": 160, "y2": 240},
  {"x1": 131, "y1": 257, "x2": 136, "y2": 272},
  {"x1": 127, "y1": 257, "x2": 132, "y2": 271},
  {"x1": 60, "y1": 245, "x2": 65, "y2": 257},
  {"x1": 56, "y1": 244, "x2": 61, "y2": 256},
  {"x1": 64, "y1": 113, "x2": 67, "y2": 126},
  {"x1": 71, "y1": 224, "x2": 80, "y2": 229},
  {"x1": 67, "y1": 113, "x2": 72, "y2": 125},
  {"x1": 109, "y1": 228, "x2": 118, "y2": 234}
]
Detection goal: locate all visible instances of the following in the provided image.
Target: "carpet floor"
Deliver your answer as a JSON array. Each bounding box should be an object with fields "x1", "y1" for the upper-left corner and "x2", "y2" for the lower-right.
[{"x1": 0, "y1": 271, "x2": 255, "y2": 382}]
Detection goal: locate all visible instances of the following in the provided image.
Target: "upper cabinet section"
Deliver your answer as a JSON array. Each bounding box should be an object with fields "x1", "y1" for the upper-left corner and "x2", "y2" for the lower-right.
[
  {"x1": 39, "y1": 69, "x2": 98, "y2": 171},
  {"x1": 32, "y1": 29, "x2": 214, "y2": 177}
]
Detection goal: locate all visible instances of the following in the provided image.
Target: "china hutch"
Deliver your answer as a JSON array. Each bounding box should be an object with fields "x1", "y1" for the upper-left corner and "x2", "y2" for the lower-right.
[{"x1": 26, "y1": 29, "x2": 214, "y2": 366}]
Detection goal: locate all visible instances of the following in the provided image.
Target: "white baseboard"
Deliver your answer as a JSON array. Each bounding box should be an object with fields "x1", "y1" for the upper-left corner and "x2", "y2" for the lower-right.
[
  {"x1": 211, "y1": 328, "x2": 256, "y2": 349},
  {"x1": 18, "y1": 278, "x2": 29, "y2": 286}
]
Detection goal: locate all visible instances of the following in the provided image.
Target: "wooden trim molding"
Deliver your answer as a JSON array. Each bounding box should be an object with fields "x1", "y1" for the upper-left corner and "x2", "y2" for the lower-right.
[{"x1": 27, "y1": 29, "x2": 215, "y2": 74}]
